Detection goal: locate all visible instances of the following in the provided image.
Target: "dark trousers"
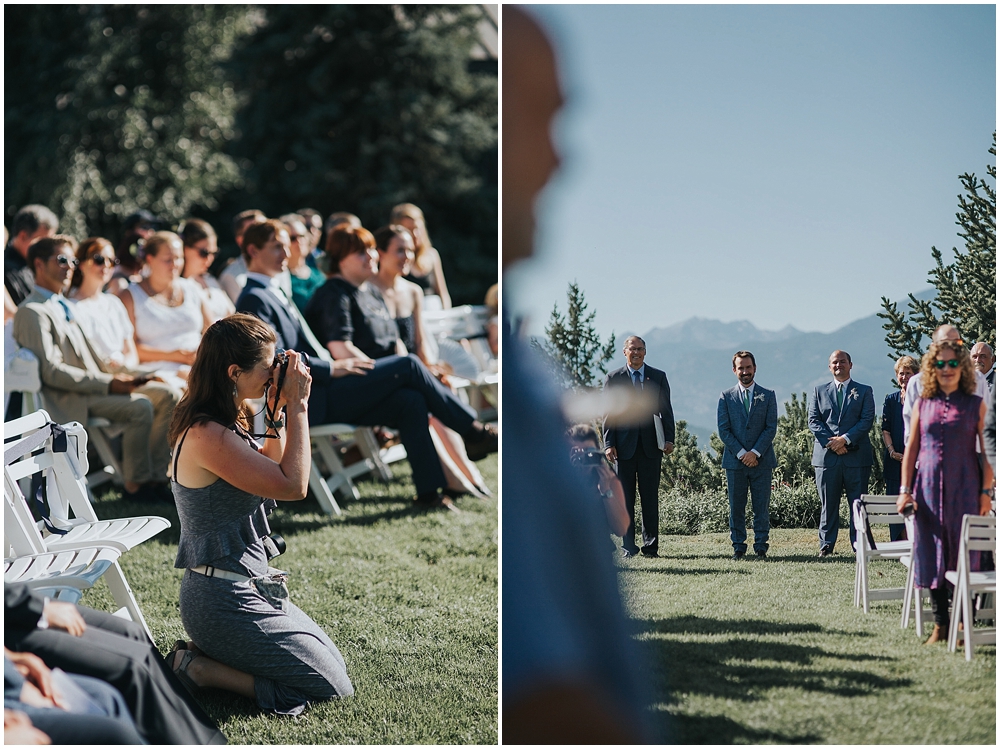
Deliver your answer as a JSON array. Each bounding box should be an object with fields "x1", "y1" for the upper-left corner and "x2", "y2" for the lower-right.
[
  {"x1": 930, "y1": 586, "x2": 952, "y2": 627},
  {"x1": 814, "y1": 463, "x2": 870, "y2": 551},
  {"x1": 321, "y1": 354, "x2": 477, "y2": 495},
  {"x1": 6, "y1": 605, "x2": 226, "y2": 744},
  {"x1": 618, "y1": 451, "x2": 662, "y2": 555},
  {"x1": 11, "y1": 672, "x2": 145, "y2": 745},
  {"x1": 727, "y1": 466, "x2": 772, "y2": 554}
]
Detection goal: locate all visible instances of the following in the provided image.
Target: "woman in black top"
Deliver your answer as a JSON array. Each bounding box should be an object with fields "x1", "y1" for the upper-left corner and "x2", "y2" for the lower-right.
[
  {"x1": 303, "y1": 227, "x2": 400, "y2": 361},
  {"x1": 882, "y1": 355, "x2": 919, "y2": 541}
]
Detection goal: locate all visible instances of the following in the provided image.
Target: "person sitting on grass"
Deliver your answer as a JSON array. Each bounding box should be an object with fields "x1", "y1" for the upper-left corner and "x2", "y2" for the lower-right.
[{"x1": 167, "y1": 313, "x2": 354, "y2": 715}]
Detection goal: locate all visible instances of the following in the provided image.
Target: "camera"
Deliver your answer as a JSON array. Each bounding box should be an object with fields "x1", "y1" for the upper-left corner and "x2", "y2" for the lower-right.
[
  {"x1": 570, "y1": 446, "x2": 605, "y2": 467},
  {"x1": 272, "y1": 350, "x2": 289, "y2": 376},
  {"x1": 262, "y1": 532, "x2": 286, "y2": 560},
  {"x1": 900, "y1": 502, "x2": 916, "y2": 518}
]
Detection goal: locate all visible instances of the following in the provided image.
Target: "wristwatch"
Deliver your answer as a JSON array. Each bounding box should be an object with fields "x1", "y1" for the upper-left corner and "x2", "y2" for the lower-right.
[{"x1": 981, "y1": 488, "x2": 995, "y2": 498}]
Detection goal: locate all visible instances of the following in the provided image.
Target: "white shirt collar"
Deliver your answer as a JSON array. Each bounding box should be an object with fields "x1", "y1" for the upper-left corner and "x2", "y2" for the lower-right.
[
  {"x1": 35, "y1": 286, "x2": 58, "y2": 301},
  {"x1": 737, "y1": 381, "x2": 755, "y2": 396},
  {"x1": 833, "y1": 377, "x2": 852, "y2": 390}
]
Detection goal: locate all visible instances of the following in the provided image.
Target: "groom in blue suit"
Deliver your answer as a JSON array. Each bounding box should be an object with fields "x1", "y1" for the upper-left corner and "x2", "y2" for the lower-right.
[
  {"x1": 718, "y1": 351, "x2": 778, "y2": 559},
  {"x1": 808, "y1": 350, "x2": 876, "y2": 557}
]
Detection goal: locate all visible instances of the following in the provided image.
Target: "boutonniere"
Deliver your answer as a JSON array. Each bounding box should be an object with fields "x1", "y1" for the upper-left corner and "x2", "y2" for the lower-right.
[
  {"x1": 848, "y1": 387, "x2": 859, "y2": 402},
  {"x1": 754, "y1": 393, "x2": 765, "y2": 404}
]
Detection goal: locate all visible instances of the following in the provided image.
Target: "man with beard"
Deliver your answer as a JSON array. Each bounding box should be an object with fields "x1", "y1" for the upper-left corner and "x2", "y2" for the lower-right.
[{"x1": 717, "y1": 351, "x2": 778, "y2": 559}]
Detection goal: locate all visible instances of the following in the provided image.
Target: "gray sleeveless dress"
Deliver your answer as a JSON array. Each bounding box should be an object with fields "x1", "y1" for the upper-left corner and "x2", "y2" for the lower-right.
[{"x1": 172, "y1": 425, "x2": 354, "y2": 715}]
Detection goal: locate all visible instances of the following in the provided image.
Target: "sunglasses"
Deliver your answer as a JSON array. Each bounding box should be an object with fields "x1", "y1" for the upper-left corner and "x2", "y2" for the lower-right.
[
  {"x1": 90, "y1": 255, "x2": 121, "y2": 267},
  {"x1": 934, "y1": 359, "x2": 961, "y2": 369},
  {"x1": 195, "y1": 248, "x2": 217, "y2": 259},
  {"x1": 53, "y1": 255, "x2": 79, "y2": 269}
]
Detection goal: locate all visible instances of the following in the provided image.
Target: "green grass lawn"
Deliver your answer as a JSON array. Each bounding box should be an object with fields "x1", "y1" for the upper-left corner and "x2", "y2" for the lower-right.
[
  {"x1": 618, "y1": 528, "x2": 996, "y2": 744},
  {"x1": 78, "y1": 455, "x2": 497, "y2": 745}
]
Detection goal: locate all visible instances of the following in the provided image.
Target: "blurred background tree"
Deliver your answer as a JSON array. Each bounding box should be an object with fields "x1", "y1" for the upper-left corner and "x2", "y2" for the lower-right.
[
  {"x1": 878, "y1": 134, "x2": 996, "y2": 357},
  {"x1": 534, "y1": 281, "x2": 616, "y2": 391},
  {"x1": 5, "y1": 4, "x2": 498, "y2": 304}
]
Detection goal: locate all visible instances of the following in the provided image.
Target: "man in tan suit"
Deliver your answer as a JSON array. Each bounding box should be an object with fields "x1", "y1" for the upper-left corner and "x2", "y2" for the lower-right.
[{"x1": 13, "y1": 236, "x2": 180, "y2": 501}]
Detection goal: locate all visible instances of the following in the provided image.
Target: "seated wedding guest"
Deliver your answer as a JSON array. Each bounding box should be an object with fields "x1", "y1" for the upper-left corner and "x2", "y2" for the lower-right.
[
  {"x1": 108, "y1": 209, "x2": 158, "y2": 294},
  {"x1": 371, "y1": 224, "x2": 491, "y2": 499},
  {"x1": 219, "y1": 209, "x2": 266, "y2": 303},
  {"x1": 318, "y1": 212, "x2": 362, "y2": 271},
  {"x1": 5, "y1": 204, "x2": 58, "y2": 307},
  {"x1": 898, "y1": 339, "x2": 993, "y2": 644},
  {"x1": 238, "y1": 220, "x2": 497, "y2": 508},
  {"x1": 881, "y1": 355, "x2": 919, "y2": 541},
  {"x1": 279, "y1": 214, "x2": 324, "y2": 311},
  {"x1": 13, "y1": 236, "x2": 178, "y2": 501},
  {"x1": 295, "y1": 208, "x2": 324, "y2": 269},
  {"x1": 66, "y1": 237, "x2": 138, "y2": 372},
  {"x1": 4, "y1": 650, "x2": 144, "y2": 745},
  {"x1": 5, "y1": 584, "x2": 225, "y2": 744},
  {"x1": 179, "y1": 219, "x2": 234, "y2": 323},
  {"x1": 120, "y1": 231, "x2": 211, "y2": 390},
  {"x1": 167, "y1": 314, "x2": 354, "y2": 715},
  {"x1": 390, "y1": 203, "x2": 451, "y2": 309}
]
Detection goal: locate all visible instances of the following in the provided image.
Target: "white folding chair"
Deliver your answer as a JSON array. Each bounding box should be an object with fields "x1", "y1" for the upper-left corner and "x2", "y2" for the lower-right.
[
  {"x1": 4, "y1": 411, "x2": 169, "y2": 639},
  {"x1": 422, "y1": 305, "x2": 498, "y2": 422},
  {"x1": 853, "y1": 496, "x2": 911, "y2": 612},
  {"x1": 945, "y1": 515, "x2": 996, "y2": 660},
  {"x1": 899, "y1": 513, "x2": 932, "y2": 636}
]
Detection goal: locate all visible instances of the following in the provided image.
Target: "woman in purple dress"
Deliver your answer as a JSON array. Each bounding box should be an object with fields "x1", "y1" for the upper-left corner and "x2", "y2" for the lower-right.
[{"x1": 898, "y1": 340, "x2": 994, "y2": 644}]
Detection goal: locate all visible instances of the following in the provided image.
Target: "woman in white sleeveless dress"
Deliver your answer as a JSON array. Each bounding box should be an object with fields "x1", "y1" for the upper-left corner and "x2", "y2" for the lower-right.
[
  {"x1": 179, "y1": 219, "x2": 235, "y2": 324},
  {"x1": 119, "y1": 232, "x2": 211, "y2": 391}
]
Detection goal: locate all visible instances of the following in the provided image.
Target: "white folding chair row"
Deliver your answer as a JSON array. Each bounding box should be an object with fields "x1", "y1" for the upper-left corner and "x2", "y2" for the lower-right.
[
  {"x1": 4, "y1": 410, "x2": 168, "y2": 639},
  {"x1": 422, "y1": 305, "x2": 498, "y2": 422},
  {"x1": 853, "y1": 495, "x2": 911, "y2": 612},
  {"x1": 945, "y1": 514, "x2": 996, "y2": 660}
]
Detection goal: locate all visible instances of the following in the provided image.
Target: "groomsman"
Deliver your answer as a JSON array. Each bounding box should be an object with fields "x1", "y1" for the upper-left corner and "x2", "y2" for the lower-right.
[
  {"x1": 717, "y1": 351, "x2": 778, "y2": 559},
  {"x1": 808, "y1": 350, "x2": 875, "y2": 557},
  {"x1": 603, "y1": 336, "x2": 675, "y2": 558}
]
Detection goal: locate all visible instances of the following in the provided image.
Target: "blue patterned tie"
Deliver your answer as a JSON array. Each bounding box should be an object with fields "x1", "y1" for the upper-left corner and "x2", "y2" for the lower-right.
[{"x1": 632, "y1": 370, "x2": 641, "y2": 388}]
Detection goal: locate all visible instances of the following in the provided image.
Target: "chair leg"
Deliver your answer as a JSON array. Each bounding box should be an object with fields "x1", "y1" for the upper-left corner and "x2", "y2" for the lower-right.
[
  {"x1": 963, "y1": 584, "x2": 975, "y2": 661},
  {"x1": 307, "y1": 460, "x2": 342, "y2": 516},
  {"x1": 947, "y1": 573, "x2": 964, "y2": 653},
  {"x1": 103, "y1": 560, "x2": 153, "y2": 642}
]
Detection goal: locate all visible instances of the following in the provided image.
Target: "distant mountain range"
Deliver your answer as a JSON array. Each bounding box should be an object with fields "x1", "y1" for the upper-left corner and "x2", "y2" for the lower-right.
[{"x1": 629, "y1": 291, "x2": 935, "y2": 448}]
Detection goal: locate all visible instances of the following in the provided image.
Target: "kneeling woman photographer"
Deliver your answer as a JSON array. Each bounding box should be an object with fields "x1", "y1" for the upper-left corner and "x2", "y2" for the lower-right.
[{"x1": 167, "y1": 313, "x2": 353, "y2": 714}]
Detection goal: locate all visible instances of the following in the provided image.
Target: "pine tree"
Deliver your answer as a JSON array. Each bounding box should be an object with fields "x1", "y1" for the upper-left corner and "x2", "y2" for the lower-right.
[
  {"x1": 878, "y1": 134, "x2": 996, "y2": 357},
  {"x1": 660, "y1": 421, "x2": 723, "y2": 493},
  {"x1": 535, "y1": 281, "x2": 616, "y2": 390},
  {"x1": 772, "y1": 392, "x2": 815, "y2": 486}
]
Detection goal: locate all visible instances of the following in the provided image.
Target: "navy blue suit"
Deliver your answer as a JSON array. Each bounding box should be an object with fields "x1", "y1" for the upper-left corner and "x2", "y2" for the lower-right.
[
  {"x1": 603, "y1": 365, "x2": 675, "y2": 555},
  {"x1": 808, "y1": 378, "x2": 875, "y2": 551},
  {"x1": 717, "y1": 384, "x2": 778, "y2": 554},
  {"x1": 236, "y1": 278, "x2": 477, "y2": 495}
]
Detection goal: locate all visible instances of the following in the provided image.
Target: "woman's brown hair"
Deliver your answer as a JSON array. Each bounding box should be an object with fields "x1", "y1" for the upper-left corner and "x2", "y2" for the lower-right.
[
  {"x1": 389, "y1": 203, "x2": 433, "y2": 273},
  {"x1": 324, "y1": 225, "x2": 375, "y2": 276},
  {"x1": 179, "y1": 218, "x2": 217, "y2": 248},
  {"x1": 70, "y1": 237, "x2": 114, "y2": 289},
  {"x1": 920, "y1": 340, "x2": 976, "y2": 398},
  {"x1": 168, "y1": 313, "x2": 276, "y2": 446}
]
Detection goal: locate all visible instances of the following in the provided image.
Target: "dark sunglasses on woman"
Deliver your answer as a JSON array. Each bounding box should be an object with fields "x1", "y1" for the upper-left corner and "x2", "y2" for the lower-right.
[
  {"x1": 90, "y1": 255, "x2": 121, "y2": 267},
  {"x1": 934, "y1": 359, "x2": 961, "y2": 369}
]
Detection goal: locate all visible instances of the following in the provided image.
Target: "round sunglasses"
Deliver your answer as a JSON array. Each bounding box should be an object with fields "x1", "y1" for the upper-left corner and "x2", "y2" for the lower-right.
[{"x1": 89, "y1": 255, "x2": 121, "y2": 267}]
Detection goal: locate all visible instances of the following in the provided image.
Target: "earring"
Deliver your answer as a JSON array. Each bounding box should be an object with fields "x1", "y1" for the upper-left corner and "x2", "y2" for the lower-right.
[{"x1": 233, "y1": 383, "x2": 238, "y2": 399}]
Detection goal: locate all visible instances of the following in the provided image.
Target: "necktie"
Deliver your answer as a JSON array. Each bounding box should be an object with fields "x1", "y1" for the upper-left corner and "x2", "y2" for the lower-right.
[
  {"x1": 274, "y1": 285, "x2": 333, "y2": 364},
  {"x1": 56, "y1": 297, "x2": 73, "y2": 321},
  {"x1": 743, "y1": 390, "x2": 750, "y2": 414},
  {"x1": 836, "y1": 383, "x2": 843, "y2": 411},
  {"x1": 632, "y1": 370, "x2": 641, "y2": 388}
]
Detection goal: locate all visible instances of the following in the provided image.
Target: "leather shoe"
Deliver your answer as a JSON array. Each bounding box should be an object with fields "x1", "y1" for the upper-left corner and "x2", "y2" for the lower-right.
[
  {"x1": 621, "y1": 547, "x2": 638, "y2": 558},
  {"x1": 732, "y1": 550, "x2": 746, "y2": 560},
  {"x1": 464, "y1": 423, "x2": 498, "y2": 461},
  {"x1": 818, "y1": 545, "x2": 833, "y2": 558},
  {"x1": 640, "y1": 550, "x2": 658, "y2": 558},
  {"x1": 755, "y1": 549, "x2": 767, "y2": 560}
]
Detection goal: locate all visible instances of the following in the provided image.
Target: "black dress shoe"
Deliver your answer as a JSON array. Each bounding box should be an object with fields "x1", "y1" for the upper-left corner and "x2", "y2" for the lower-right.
[
  {"x1": 640, "y1": 549, "x2": 659, "y2": 558},
  {"x1": 621, "y1": 548, "x2": 638, "y2": 558},
  {"x1": 464, "y1": 423, "x2": 498, "y2": 461},
  {"x1": 819, "y1": 545, "x2": 833, "y2": 558},
  {"x1": 755, "y1": 549, "x2": 767, "y2": 559},
  {"x1": 732, "y1": 550, "x2": 746, "y2": 560}
]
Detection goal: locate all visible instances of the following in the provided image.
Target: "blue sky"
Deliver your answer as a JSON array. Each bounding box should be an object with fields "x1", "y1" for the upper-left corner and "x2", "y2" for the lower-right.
[{"x1": 505, "y1": 4, "x2": 996, "y2": 339}]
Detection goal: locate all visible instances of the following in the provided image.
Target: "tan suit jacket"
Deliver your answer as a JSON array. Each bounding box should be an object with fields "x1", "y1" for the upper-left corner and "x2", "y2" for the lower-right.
[{"x1": 13, "y1": 289, "x2": 116, "y2": 424}]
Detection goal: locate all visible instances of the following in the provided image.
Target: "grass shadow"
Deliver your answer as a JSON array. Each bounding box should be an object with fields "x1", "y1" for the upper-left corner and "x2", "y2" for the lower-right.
[
  {"x1": 635, "y1": 615, "x2": 875, "y2": 639},
  {"x1": 625, "y1": 566, "x2": 753, "y2": 576},
  {"x1": 658, "y1": 712, "x2": 823, "y2": 744}
]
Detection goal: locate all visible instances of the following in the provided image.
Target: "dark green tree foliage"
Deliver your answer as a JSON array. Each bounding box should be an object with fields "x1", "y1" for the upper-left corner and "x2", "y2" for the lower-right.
[
  {"x1": 660, "y1": 421, "x2": 723, "y2": 494},
  {"x1": 227, "y1": 5, "x2": 497, "y2": 304},
  {"x1": 879, "y1": 135, "x2": 997, "y2": 357},
  {"x1": 536, "y1": 282, "x2": 616, "y2": 390},
  {"x1": 772, "y1": 392, "x2": 815, "y2": 486},
  {"x1": 5, "y1": 5, "x2": 256, "y2": 238}
]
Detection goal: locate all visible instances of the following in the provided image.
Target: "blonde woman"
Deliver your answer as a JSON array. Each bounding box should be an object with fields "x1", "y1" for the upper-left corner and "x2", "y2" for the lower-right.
[{"x1": 389, "y1": 203, "x2": 451, "y2": 309}]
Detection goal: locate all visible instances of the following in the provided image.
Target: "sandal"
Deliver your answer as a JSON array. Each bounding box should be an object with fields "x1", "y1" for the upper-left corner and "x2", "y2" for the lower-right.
[{"x1": 170, "y1": 648, "x2": 201, "y2": 694}]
